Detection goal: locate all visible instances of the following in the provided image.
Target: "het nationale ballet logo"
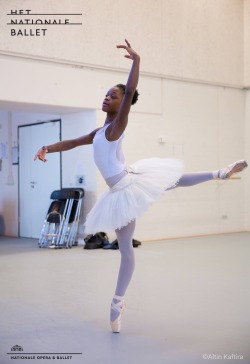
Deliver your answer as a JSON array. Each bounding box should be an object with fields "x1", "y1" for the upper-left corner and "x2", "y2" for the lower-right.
[{"x1": 7, "y1": 9, "x2": 83, "y2": 37}]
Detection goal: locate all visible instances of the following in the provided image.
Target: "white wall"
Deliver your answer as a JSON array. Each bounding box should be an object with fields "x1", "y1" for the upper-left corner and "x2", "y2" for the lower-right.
[
  {"x1": 245, "y1": 91, "x2": 250, "y2": 231},
  {"x1": 0, "y1": 56, "x2": 162, "y2": 115},
  {"x1": 0, "y1": 0, "x2": 244, "y2": 86},
  {"x1": 244, "y1": 0, "x2": 250, "y2": 86},
  {"x1": 244, "y1": 1, "x2": 250, "y2": 230}
]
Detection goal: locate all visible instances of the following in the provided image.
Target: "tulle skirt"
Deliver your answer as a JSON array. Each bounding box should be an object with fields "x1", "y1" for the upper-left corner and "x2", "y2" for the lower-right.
[{"x1": 84, "y1": 158, "x2": 183, "y2": 234}]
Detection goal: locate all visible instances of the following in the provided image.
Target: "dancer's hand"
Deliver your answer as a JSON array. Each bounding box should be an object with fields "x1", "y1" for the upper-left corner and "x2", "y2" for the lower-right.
[
  {"x1": 116, "y1": 39, "x2": 140, "y2": 61},
  {"x1": 34, "y1": 146, "x2": 48, "y2": 162}
]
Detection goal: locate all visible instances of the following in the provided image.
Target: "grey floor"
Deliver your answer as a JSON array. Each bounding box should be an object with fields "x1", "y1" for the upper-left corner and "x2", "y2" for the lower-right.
[{"x1": 0, "y1": 232, "x2": 250, "y2": 364}]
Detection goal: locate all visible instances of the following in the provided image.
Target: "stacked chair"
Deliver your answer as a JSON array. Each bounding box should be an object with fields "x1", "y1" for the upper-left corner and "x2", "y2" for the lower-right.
[{"x1": 38, "y1": 188, "x2": 84, "y2": 248}]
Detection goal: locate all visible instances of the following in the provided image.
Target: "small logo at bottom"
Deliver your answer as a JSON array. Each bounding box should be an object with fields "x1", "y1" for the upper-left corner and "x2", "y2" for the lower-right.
[
  {"x1": 11, "y1": 345, "x2": 23, "y2": 352},
  {"x1": 8, "y1": 346, "x2": 82, "y2": 360}
]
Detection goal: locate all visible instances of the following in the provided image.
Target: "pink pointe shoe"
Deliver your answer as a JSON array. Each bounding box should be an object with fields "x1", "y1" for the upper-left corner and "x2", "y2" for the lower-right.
[
  {"x1": 110, "y1": 295, "x2": 126, "y2": 333},
  {"x1": 219, "y1": 160, "x2": 248, "y2": 179}
]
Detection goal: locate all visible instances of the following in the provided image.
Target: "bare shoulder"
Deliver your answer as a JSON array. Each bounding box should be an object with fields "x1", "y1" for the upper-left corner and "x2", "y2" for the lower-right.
[
  {"x1": 74, "y1": 127, "x2": 101, "y2": 146},
  {"x1": 89, "y1": 127, "x2": 101, "y2": 138}
]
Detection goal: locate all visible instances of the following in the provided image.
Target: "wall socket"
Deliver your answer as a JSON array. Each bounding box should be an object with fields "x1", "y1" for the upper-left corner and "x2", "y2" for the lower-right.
[{"x1": 76, "y1": 175, "x2": 85, "y2": 186}]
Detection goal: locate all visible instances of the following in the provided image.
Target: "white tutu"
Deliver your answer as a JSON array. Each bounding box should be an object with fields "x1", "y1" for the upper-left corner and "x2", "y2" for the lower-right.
[{"x1": 84, "y1": 158, "x2": 183, "y2": 234}]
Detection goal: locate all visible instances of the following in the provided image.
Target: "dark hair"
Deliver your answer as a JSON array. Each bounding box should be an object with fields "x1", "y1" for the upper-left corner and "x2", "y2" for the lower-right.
[{"x1": 116, "y1": 84, "x2": 139, "y2": 105}]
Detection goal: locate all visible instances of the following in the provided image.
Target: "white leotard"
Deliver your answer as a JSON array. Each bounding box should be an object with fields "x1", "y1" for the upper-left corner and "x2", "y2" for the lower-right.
[{"x1": 93, "y1": 124, "x2": 127, "y2": 186}]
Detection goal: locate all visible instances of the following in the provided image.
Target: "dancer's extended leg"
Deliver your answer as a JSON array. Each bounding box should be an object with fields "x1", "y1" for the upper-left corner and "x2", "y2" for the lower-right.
[
  {"x1": 166, "y1": 171, "x2": 214, "y2": 190},
  {"x1": 177, "y1": 171, "x2": 213, "y2": 187},
  {"x1": 169, "y1": 160, "x2": 248, "y2": 189},
  {"x1": 110, "y1": 220, "x2": 136, "y2": 324}
]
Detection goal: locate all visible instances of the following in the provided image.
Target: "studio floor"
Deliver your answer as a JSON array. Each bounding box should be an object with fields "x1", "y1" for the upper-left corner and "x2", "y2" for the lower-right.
[{"x1": 0, "y1": 232, "x2": 249, "y2": 364}]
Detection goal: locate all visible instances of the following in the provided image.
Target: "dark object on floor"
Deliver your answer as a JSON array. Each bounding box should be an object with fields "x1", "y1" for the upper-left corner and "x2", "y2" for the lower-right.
[
  {"x1": 84, "y1": 232, "x2": 109, "y2": 249},
  {"x1": 102, "y1": 239, "x2": 141, "y2": 250}
]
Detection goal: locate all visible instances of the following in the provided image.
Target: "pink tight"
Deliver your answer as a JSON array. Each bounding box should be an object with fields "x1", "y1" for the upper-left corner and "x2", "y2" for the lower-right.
[{"x1": 110, "y1": 170, "x2": 215, "y2": 321}]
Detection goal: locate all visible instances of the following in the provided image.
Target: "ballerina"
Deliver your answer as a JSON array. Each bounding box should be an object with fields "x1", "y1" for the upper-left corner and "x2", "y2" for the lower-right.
[{"x1": 34, "y1": 39, "x2": 248, "y2": 333}]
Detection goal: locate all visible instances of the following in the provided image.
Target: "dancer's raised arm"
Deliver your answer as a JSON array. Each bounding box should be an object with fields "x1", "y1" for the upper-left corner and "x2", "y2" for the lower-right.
[{"x1": 106, "y1": 39, "x2": 140, "y2": 141}]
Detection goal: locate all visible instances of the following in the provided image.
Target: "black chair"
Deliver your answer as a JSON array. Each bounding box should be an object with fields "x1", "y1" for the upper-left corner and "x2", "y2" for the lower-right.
[{"x1": 38, "y1": 188, "x2": 84, "y2": 248}]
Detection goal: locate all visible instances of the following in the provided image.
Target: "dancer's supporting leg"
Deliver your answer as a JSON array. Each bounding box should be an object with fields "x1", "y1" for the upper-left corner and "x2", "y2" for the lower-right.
[{"x1": 110, "y1": 220, "x2": 136, "y2": 331}]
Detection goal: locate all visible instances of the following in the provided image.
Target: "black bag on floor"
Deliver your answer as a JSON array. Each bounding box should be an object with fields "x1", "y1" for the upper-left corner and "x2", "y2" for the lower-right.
[
  {"x1": 132, "y1": 239, "x2": 142, "y2": 248},
  {"x1": 84, "y1": 232, "x2": 109, "y2": 249},
  {"x1": 103, "y1": 238, "x2": 142, "y2": 250}
]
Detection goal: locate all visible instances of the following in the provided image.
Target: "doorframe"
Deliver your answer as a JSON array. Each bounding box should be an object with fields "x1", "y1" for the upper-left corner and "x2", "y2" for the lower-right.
[{"x1": 18, "y1": 119, "x2": 62, "y2": 237}]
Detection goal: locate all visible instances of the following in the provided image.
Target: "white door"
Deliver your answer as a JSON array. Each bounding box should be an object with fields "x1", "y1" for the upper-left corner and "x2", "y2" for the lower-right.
[{"x1": 19, "y1": 121, "x2": 61, "y2": 238}]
